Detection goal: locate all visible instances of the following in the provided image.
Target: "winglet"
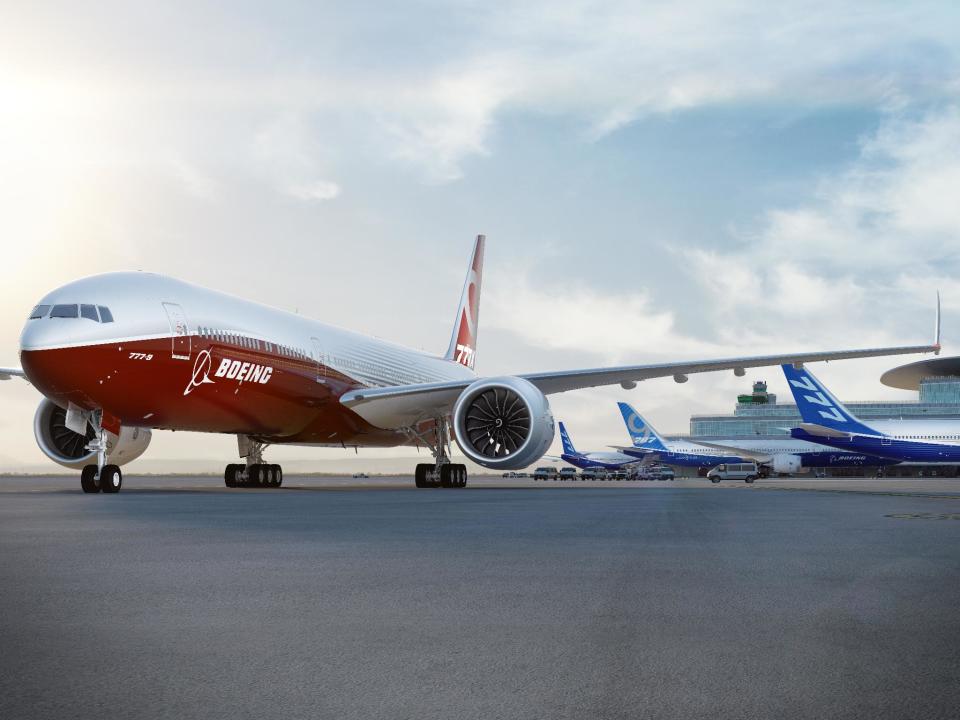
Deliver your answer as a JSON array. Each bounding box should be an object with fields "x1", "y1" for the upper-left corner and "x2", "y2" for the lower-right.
[{"x1": 934, "y1": 291, "x2": 941, "y2": 354}]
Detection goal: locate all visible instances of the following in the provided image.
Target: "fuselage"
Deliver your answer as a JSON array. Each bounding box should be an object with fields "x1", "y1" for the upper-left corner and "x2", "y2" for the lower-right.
[
  {"x1": 792, "y1": 422, "x2": 960, "y2": 463},
  {"x1": 560, "y1": 451, "x2": 639, "y2": 470},
  {"x1": 19, "y1": 272, "x2": 476, "y2": 446},
  {"x1": 620, "y1": 439, "x2": 748, "y2": 468}
]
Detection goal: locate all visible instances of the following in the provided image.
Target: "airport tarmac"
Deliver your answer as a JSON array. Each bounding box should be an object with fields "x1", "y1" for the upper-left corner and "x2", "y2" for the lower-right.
[{"x1": 2, "y1": 475, "x2": 959, "y2": 719}]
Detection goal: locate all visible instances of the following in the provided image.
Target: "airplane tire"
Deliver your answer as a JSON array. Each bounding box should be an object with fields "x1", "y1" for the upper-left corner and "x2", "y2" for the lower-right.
[
  {"x1": 225, "y1": 464, "x2": 238, "y2": 488},
  {"x1": 415, "y1": 463, "x2": 431, "y2": 488},
  {"x1": 100, "y1": 465, "x2": 122, "y2": 493},
  {"x1": 271, "y1": 465, "x2": 283, "y2": 488},
  {"x1": 81, "y1": 465, "x2": 100, "y2": 493},
  {"x1": 455, "y1": 464, "x2": 467, "y2": 488},
  {"x1": 440, "y1": 464, "x2": 454, "y2": 488}
]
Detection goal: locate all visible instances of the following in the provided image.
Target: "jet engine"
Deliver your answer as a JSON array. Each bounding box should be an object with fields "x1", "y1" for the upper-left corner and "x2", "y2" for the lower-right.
[
  {"x1": 33, "y1": 398, "x2": 152, "y2": 469},
  {"x1": 770, "y1": 454, "x2": 803, "y2": 475},
  {"x1": 452, "y1": 376, "x2": 555, "y2": 470}
]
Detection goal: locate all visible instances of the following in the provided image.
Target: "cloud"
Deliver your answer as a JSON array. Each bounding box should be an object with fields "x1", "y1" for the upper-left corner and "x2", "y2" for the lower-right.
[{"x1": 286, "y1": 180, "x2": 341, "y2": 202}]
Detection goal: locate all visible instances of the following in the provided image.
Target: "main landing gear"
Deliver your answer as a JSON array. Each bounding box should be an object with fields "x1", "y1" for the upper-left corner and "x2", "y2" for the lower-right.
[
  {"x1": 224, "y1": 437, "x2": 283, "y2": 489},
  {"x1": 80, "y1": 410, "x2": 122, "y2": 494},
  {"x1": 408, "y1": 417, "x2": 468, "y2": 489}
]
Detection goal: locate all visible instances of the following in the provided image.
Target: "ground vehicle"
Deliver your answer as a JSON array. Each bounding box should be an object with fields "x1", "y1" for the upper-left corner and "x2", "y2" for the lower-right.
[
  {"x1": 653, "y1": 466, "x2": 675, "y2": 481},
  {"x1": 707, "y1": 463, "x2": 759, "y2": 483},
  {"x1": 352, "y1": 472, "x2": 370, "y2": 478},
  {"x1": 533, "y1": 467, "x2": 559, "y2": 481},
  {"x1": 559, "y1": 467, "x2": 578, "y2": 481}
]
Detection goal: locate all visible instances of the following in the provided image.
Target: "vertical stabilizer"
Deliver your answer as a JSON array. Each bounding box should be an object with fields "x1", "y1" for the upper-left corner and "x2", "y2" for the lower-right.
[
  {"x1": 445, "y1": 234, "x2": 485, "y2": 370},
  {"x1": 558, "y1": 422, "x2": 578, "y2": 456},
  {"x1": 781, "y1": 364, "x2": 879, "y2": 435},
  {"x1": 617, "y1": 402, "x2": 669, "y2": 451}
]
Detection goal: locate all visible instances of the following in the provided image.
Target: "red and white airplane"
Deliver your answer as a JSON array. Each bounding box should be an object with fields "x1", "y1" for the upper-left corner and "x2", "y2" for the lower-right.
[{"x1": 0, "y1": 235, "x2": 940, "y2": 492}]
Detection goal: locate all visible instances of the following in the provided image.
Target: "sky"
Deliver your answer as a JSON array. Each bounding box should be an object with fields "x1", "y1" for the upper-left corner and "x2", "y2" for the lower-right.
[{"x1": 1, "y1": 1, "x2": 959, "y2": 472}]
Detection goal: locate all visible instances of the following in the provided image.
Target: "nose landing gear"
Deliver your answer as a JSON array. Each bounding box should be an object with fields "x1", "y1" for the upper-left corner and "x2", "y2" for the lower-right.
[{"x1": 79, "y1": 411, "x2": 123, "y2": 494}]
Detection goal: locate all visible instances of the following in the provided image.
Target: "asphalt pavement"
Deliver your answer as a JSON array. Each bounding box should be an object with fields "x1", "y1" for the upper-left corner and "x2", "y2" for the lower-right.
[{"x1": 1, "y1": 476, "x2": 959, "y2": 719}]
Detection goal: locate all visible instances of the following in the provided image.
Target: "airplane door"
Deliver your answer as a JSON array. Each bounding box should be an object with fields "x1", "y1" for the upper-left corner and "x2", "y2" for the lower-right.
[
  {"x1": 311, "y1": 337, "x2": 326, "y2": 383},
  {"x1": 162, "y1": 302, "x2": 191, "y2": 360}
]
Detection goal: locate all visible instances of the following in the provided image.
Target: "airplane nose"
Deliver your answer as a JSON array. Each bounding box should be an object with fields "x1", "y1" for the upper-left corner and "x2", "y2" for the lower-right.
[{"x1": 19, "y1": 317, "x2": 67, "y2": 352}]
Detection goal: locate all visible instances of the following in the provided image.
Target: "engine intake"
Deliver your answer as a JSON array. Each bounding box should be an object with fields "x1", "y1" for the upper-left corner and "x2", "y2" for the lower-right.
[
  {"x1": 33, "y1": 398, "x2": 152, "y2": 469},
  {"x1": 452, "y1": 376, "x2": 554, "y2": 469}
]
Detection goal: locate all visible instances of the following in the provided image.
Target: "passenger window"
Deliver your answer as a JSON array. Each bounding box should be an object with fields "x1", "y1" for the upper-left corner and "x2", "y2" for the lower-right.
[
  {"x1": 98, "y1": 306, "x2": 114, "y2": 323},
  {"x1": 80, "y1": 304, "x2": 98, "y2": 321},
  {"x1": 51, "y1": 304, "x2": 79, "y2": 318},
  {"x1": 29, "y1": 304, "x2": 50, "y2": 319}
]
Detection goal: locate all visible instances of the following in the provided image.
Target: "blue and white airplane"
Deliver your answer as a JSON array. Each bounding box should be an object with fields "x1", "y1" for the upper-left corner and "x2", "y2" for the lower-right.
[
  {"x1": 614, "y1": 402, "x2": 899, "y2": 474},
  {"x1": 613, "y1": 403, "x2": 749, "y2": 469},
  {"x1": 554, "y1": 421, "x2": 642, "y2": 470},
  {"x1": 782, "y1": 363, "x2": 960, "y2": 464}
]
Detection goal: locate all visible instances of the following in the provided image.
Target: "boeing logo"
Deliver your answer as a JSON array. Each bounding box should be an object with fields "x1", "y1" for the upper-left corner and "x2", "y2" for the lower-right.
[
  {"x1": 214, "y1": 358, "x2": 274, "y2": 385},
  {"x1": 184, "y1": 352, "x2": 274, "y2": 396},
  {"x1": 184, "y1": 350, "x2": 216, "y2": 396}
]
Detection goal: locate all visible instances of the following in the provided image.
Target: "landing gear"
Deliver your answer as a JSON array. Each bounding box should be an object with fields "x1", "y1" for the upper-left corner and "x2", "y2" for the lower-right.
[
  {"x1": 79, "y1": 411, "x2": 121, "y2": 494},
  {"x1": 101, "y1": 465, "x2": 122, "y2": 493},
  {"x1": 407, "y1": 418, "x2": 468, "y2": 489},
  {"x1": 81, "y1": 465, "x2": 100, "y2": 493},
  {"x1": 224, "y1": 438, "x2": 283, "y2": 489}
]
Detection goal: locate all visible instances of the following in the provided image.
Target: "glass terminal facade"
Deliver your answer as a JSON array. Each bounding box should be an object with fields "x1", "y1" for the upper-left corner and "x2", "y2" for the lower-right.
[{"x1": 689, "y1": 379, "x2": 960, "y2": 439}]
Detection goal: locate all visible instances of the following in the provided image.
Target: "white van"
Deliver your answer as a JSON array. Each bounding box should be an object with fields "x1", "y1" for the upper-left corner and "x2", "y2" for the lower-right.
[{"x1": 707, "y1": 463, "x2": 759, "y2": 484}]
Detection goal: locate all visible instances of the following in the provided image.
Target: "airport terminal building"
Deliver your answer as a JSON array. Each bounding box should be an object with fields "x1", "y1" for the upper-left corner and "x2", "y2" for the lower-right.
[{"x1": 679, "y1": 358, "x2": 960, "y2": 476}]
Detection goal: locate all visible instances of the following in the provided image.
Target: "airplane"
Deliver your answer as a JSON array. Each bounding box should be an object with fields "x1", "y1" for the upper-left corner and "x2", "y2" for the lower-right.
[
  {"x1": 612, "y1": 402, "x2": 750, "y2": 469},
  {"x1": 782, "y1": 362, "x2": 960, "y2": 464},
  {"x1": 552, "y1": 421, "x2": 641, "y2": 470},
  {"x1": 614, "y1": 402, "x2": 901, "y2": 475},
  {"x1": 0, "y1": 234, "x2": 941, "y2": 494}
]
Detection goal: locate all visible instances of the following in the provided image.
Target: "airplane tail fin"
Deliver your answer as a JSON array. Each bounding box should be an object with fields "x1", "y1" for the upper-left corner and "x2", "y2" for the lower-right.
[
  {"x1": 558, "y1": 422, "x2": 578, "y2": 456},
  {"x1": 781, "y1": 364, "x2": 879, "y2": 435},
  {"x1": 444, "y1": 234, "x2": 485, "y2": 370},
  {"x1": 617, "y1": 402, "x2": 669, "y2": 451}
]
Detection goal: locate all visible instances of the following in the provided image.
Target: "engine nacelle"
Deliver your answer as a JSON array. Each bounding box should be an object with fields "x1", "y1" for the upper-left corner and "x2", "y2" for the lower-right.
[
  {"x1": 770, "y1": 454, "x2": 803, "y2": 475},
  {"x1": 33, "y1": 399, "x2": 152, "y2": 470},
  {"x1": 452, "y1": 376, "x2": 555, "y2": 470}
]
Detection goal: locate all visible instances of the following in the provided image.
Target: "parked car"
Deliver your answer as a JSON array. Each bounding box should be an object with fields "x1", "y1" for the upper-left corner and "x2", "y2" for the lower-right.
[
  {"x1": 352, "y1": 472, "x2": 370, "y2": 479},
  {"x1": 706, "y1": 463, "x2": 759, "y2": 484},
  {"x1": 533, "y1": 467, "x2": 559, "y2": 481},
  {"x1": 653, "y1": 466, "x2": 675, "y2": 481},
  {"x1": 559, "y1": 467, "x2": 579, "y2": 481}
]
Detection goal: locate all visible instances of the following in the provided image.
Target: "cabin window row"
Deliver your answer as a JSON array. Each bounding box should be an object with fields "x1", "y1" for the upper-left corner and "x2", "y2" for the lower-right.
[{"x1": 195, "y1": 326, "x2": 308, "y2": 360}]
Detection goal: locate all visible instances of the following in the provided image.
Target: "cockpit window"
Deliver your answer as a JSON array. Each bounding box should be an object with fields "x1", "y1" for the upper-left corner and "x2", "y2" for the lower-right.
[
  {"x1": 29, "y1": 305, "x2": 50, "y2": 319},
  {"x1": 50, "y1": 304, "x2": 79, "y2": 318},
  {"x1": 80, "y1": 304, "x2": 98, "y2": 321},
  {"x1": 98, "y1": 306, "x2": 114, "y2": 323}
]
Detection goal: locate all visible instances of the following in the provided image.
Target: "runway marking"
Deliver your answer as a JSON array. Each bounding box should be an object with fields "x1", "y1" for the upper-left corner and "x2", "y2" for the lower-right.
[{"x1": 716, "y1": 485, "x2": 960, "y2": 501}]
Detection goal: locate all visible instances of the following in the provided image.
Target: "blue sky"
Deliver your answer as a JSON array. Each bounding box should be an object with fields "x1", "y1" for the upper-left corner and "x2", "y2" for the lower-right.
[{"x1": 1, "y1": 1, "x2": 959, "y2": 470}]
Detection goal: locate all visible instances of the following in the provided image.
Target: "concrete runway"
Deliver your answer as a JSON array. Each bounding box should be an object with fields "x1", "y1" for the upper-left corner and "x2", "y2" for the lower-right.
[{"x1": 1, "y1": 476, "x2": 959, "y2": 719}]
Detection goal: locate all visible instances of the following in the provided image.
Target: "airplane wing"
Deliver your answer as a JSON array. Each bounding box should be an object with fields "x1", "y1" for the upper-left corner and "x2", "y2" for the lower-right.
[
  {"x1": 341, "y1": 340, "x2": 939, "y2": 429},
  {"x1": 0, "y1": 366, "x2": 26, "y2": 381},
  {"x1": 689, "y1": 440, "x2": 774, "y2": 463}
]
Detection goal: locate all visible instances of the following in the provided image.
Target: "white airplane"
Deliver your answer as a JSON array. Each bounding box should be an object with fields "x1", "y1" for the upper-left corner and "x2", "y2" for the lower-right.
[{"x1": 0, "y1": 234, "x2": 940, "y2": 493}]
